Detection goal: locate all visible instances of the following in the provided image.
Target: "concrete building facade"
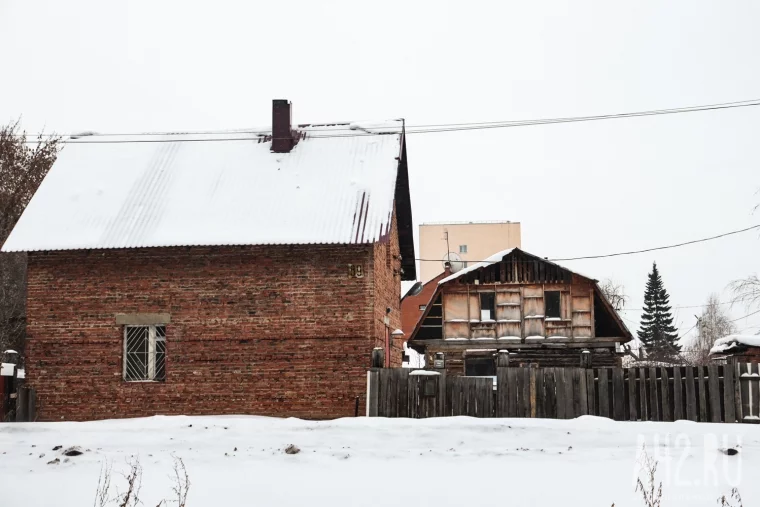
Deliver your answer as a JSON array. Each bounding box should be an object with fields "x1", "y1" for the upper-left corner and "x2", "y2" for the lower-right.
[{"x1": 418, "y1": 221, "x2": 521, "y2": 284}]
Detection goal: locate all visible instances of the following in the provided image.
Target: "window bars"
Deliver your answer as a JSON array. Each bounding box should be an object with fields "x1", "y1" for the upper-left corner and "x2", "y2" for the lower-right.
[{"x1": 124, "y1": 325, "x2": 166, "y2": 381}]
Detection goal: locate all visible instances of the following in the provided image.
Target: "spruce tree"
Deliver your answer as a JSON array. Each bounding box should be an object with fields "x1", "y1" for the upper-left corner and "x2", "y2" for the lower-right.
[{"x1": 638, "y1": 262, "x2": 680, "y2": 359}]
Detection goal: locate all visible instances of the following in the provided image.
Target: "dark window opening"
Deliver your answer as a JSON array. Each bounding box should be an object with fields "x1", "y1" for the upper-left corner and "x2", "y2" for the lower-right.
[
  {"x1": 465, "y1": 356, "x2": 495, "y2": 376},
  {"x1": 479, "y1": 292, "x2": 495, "y2": 321},
  {"x1": 402, "y1": 352, "x2": 409, "y2": 363},
  {"x1": 545, "y1": 291, "x2": 561, "y2": 319}
]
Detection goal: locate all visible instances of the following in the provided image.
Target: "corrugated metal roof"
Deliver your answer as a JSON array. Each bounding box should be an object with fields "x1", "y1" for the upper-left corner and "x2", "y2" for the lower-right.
[{"x1": 2, "y1": 121, "x2": 405, "y2": 252}]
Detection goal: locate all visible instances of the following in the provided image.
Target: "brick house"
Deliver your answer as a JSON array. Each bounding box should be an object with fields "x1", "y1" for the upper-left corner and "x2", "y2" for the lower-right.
[{"x1": 1, "y1": 100, "x2": 416, "y2": 421}]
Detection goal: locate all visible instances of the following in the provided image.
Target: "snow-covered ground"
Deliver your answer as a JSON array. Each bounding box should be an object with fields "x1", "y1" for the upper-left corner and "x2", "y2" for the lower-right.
[{"x1": 0, "y1": 415, "x2": 757, "y2": 506}]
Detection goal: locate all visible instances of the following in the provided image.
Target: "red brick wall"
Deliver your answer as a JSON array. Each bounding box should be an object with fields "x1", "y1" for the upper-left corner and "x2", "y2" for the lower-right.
[
  {"x1": 372, "y1": 207, "x2": 403, "y2": 367},
  {"x1": 25, "y1": 244, "x2": 387, "y2": 421}
]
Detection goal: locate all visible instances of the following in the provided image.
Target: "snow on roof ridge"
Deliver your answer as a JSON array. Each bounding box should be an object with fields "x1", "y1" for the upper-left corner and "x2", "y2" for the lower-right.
[
  {"x1": 438, "y1": 248, "x2": 516, "y2": 285},
  {"x1": 710, "y1": 334, "x2": 760, "y2": 355}
]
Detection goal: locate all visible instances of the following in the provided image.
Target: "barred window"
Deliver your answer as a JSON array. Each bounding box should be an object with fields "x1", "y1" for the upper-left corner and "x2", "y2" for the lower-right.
[{"x1": 123, "y1": 325, "x2": 166, "y2": 381}]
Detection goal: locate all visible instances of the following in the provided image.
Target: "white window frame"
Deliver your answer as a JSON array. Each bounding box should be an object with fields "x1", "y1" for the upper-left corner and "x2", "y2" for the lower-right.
[{"x1": 123, "y1": 325, "x2": 166, "y2": 382}]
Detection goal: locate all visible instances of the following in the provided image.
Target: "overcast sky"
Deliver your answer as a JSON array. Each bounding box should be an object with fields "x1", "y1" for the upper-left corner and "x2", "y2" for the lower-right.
[{"x1": 2, "y1": 0, "x2": 759, "y2": 343}]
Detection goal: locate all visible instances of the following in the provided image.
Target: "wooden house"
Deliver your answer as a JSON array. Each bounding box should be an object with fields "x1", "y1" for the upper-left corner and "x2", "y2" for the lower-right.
[{"x1": 407, "y1": 248, "x2": 633, "y2": 374}]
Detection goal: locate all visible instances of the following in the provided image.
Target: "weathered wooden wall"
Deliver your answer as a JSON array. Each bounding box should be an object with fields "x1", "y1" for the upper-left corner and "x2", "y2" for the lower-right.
[
  {"x1": 440, "y1": 280, "x2": 594, "y2": 342},
  {"x1": 368, "y1": 362, "x2": 760, "y2": 423}
]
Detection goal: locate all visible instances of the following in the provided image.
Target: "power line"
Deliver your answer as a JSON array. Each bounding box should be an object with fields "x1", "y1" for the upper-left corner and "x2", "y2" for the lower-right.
[
  {"x1": 414, "y1": 224, "x2": 760, "y2": 265},
  {"x1": 729, "y1": 308, "x2": 760, "y2": 322},
  {"x1": 549, "y1": 225, "x2": 760, "y2": 262},
  {"x1": 619, "y1": 299, "x2": 740, "y2": 311},
  {"x1": 19, "y1": 97, "x2": 760, "y2": 144}
]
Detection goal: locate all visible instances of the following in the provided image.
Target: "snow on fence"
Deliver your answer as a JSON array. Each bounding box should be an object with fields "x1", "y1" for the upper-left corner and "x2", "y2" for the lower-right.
[{"x1": 367, "y1": 362, "x2": 760, "y2": 422}]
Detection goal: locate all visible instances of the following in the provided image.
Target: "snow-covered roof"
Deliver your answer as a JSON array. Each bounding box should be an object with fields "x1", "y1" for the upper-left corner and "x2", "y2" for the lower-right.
[
  {"x1": 710, "y1": 334, "x2": 760, "y2": 355},
  {"x1": 438, "y1": 248, "x2": 515, "y2": 284},
  {"x1": 2, "y1": 121, "x2": 409, "y2": 252}
]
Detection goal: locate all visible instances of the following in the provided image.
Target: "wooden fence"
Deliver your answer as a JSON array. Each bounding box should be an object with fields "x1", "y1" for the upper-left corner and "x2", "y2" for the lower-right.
[{"x1": 367, "y1": 362, "x2": 760, "y2": 423}]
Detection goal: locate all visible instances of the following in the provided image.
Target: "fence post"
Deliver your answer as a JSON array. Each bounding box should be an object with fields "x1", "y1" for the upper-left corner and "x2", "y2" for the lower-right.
[
  {"x1": 732, "y1": 359, "x2": 743, "y2": 423},
  {"x1": 371, "y1": 348, "x2": 385, "y2": 368},
  {"x1": 366, "y1": 370, "x2": 379, "y2": 417},
  {"x1": 27, "y1": 388, "x2": 36, "y2": 422},
  {"x1": 580, "y1": 349, "x2": 592, "y2": 369},
  {"x1": 16, "y1": 386, "x2": 28, "y2": 422}
]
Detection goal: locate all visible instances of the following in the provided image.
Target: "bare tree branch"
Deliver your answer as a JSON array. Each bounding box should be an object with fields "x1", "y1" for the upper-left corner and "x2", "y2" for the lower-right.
[
  {"x1": 0, "y1": 120, "x2": 61, "y2": 353},
  {"x1": 683, "y1": 293, "x2": 736, "y2": 365},
  {"x1": 599, "y1": 278, "x2": 629, "y2": 312},
  {"x1": 729, "y1": 275, "x2": 760, "y2": 311}
]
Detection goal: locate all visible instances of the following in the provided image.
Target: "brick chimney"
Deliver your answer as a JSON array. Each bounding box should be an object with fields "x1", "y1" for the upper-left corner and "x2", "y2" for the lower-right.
[
  {"x1": 444, "y1": 261, "x2": 452, "y2": 276},
  {"x1": 271, "y1": 99, "x2": 294, "y2": 153}
]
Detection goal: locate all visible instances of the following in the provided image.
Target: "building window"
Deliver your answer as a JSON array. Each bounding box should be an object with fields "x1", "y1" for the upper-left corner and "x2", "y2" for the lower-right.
[
  {"x1": 465, "y1": 356, "x2": 495, "y2": 376},
  {"x1": 545, "y1": 291, "x2": 561, "y2": 319},
  {"x1": 124, "y1": 325, "x2": 166, "y2": 381},
  {"x1": 419, "y1": 304, "x2": 427, "y2": 311},
  {"x1": 480, "y1": 292, "x2": 495, "y2": 321},
  {"x1": 459, "y1": 245, "x2": 467, "y2": 253}
]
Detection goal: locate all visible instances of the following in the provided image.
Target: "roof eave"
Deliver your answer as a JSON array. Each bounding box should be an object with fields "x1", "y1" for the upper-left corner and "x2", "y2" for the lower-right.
[{"x1": 395, "y1": 125, "x2": 416, "y2": 281}]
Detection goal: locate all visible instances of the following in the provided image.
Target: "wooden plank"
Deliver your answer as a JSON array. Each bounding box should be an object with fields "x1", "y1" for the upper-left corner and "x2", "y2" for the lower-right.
[
  {"x1": 521, "y1": 368, "x2": 531, "y2": 418},
  {"x1": 597, "y1": 368, "x2": 610, "y2": 418},
  {"x1": 697, "y1": 366, "x2": 708, "y2": 422},
  {"x1": 513, "y1": 369, "x2": 524, "y2": 417},
  {"x1": 388, "y1": 369, "x2": 398, "y2": 418},
  {"x1": 628, "y1": 368, "x2": 637, "y2": 421},
  {"x1": 398, "y1": 369, "x2": 410, "y2": 418},
  {"x1": 685, "y1": 366, "x2": 697, "y2": 422},
  {"x1": 571, "y1": 368, "x2": 582, "y2": 417},
  {"x1": 564, "y1": 368, "x2": 575, "y2": 419},
  {"x1": 496, "y1": 368, "x2": 508, "y2": 417},
  {"x1": 535, "y1": 368, "x2": 545, "y2": 418},
  {"x1": 579, "y1": 368, "x2": 588, "y2": 416},
  {"x1": 660, "y1": 367, "x2": 671, "y2": 422},
  {"x1": 530, "y1": 369, "x2": 538, "y2": 418},
  {"x1": 465, "y1": 377, "x2": 475, "y2": 417},
  {"x1": 544, "y1": 368, "x2": 557, "y2": 419},
  {"x1": 27, "y1": 388, "x2": 36, "y2": 422},
  {"x1": 367, "y1": 371, "x2": 379, "y2": 417},
  {"x1": 723, "y1": 365, "x2": 735, "y2": 423},
  {"x1": 555, "y1": 368, "x2": 567, "y2": 419},
  {"x1": 407, "y1": 372, "x2": 418, "y2": 418},
  {"x1": 612, "y1": 368, "x2": 625, "y2": 421},
  {"x1": 437, "y1": 372, "x2": 447, "y2": 417},
  {"x1": 707, "y1": 365, "x2": 721, "y2": 423},
  {"x1": 733, "y1": 360, "x2": 743, "y2": 423},
  {"x1": 16, "y1": 387, "x2": 28, "y2": 422},
  {"x1": 648, "y1": 367, "x2": 660, "y2": 421},
  {"x1": 739, "y1": 363, "x2": 750, "y2": 421},
  {"x1": 585, "y1": 369, "x2": 596, "y2": 416},
  {"x1": 673, "y1": 367, "x2": 683, "y2": 421},
  {"x1": 507, "y1": 368, "x2": 518, "y2": 417},
  {"x1": 639, "y1": 368, "x2": 649, "y2": 421},
  {"x1": 483, "y1": 377, "x2": 494, "y2": 417},
  {"x1": 751, "y1": 363, "x2": 760, "y2": 420}
]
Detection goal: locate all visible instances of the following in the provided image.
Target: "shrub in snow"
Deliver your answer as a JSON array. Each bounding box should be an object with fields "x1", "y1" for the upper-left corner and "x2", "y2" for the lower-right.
[{"x1": 285, "y1": 444, "x2": 300, "y2": 455}]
